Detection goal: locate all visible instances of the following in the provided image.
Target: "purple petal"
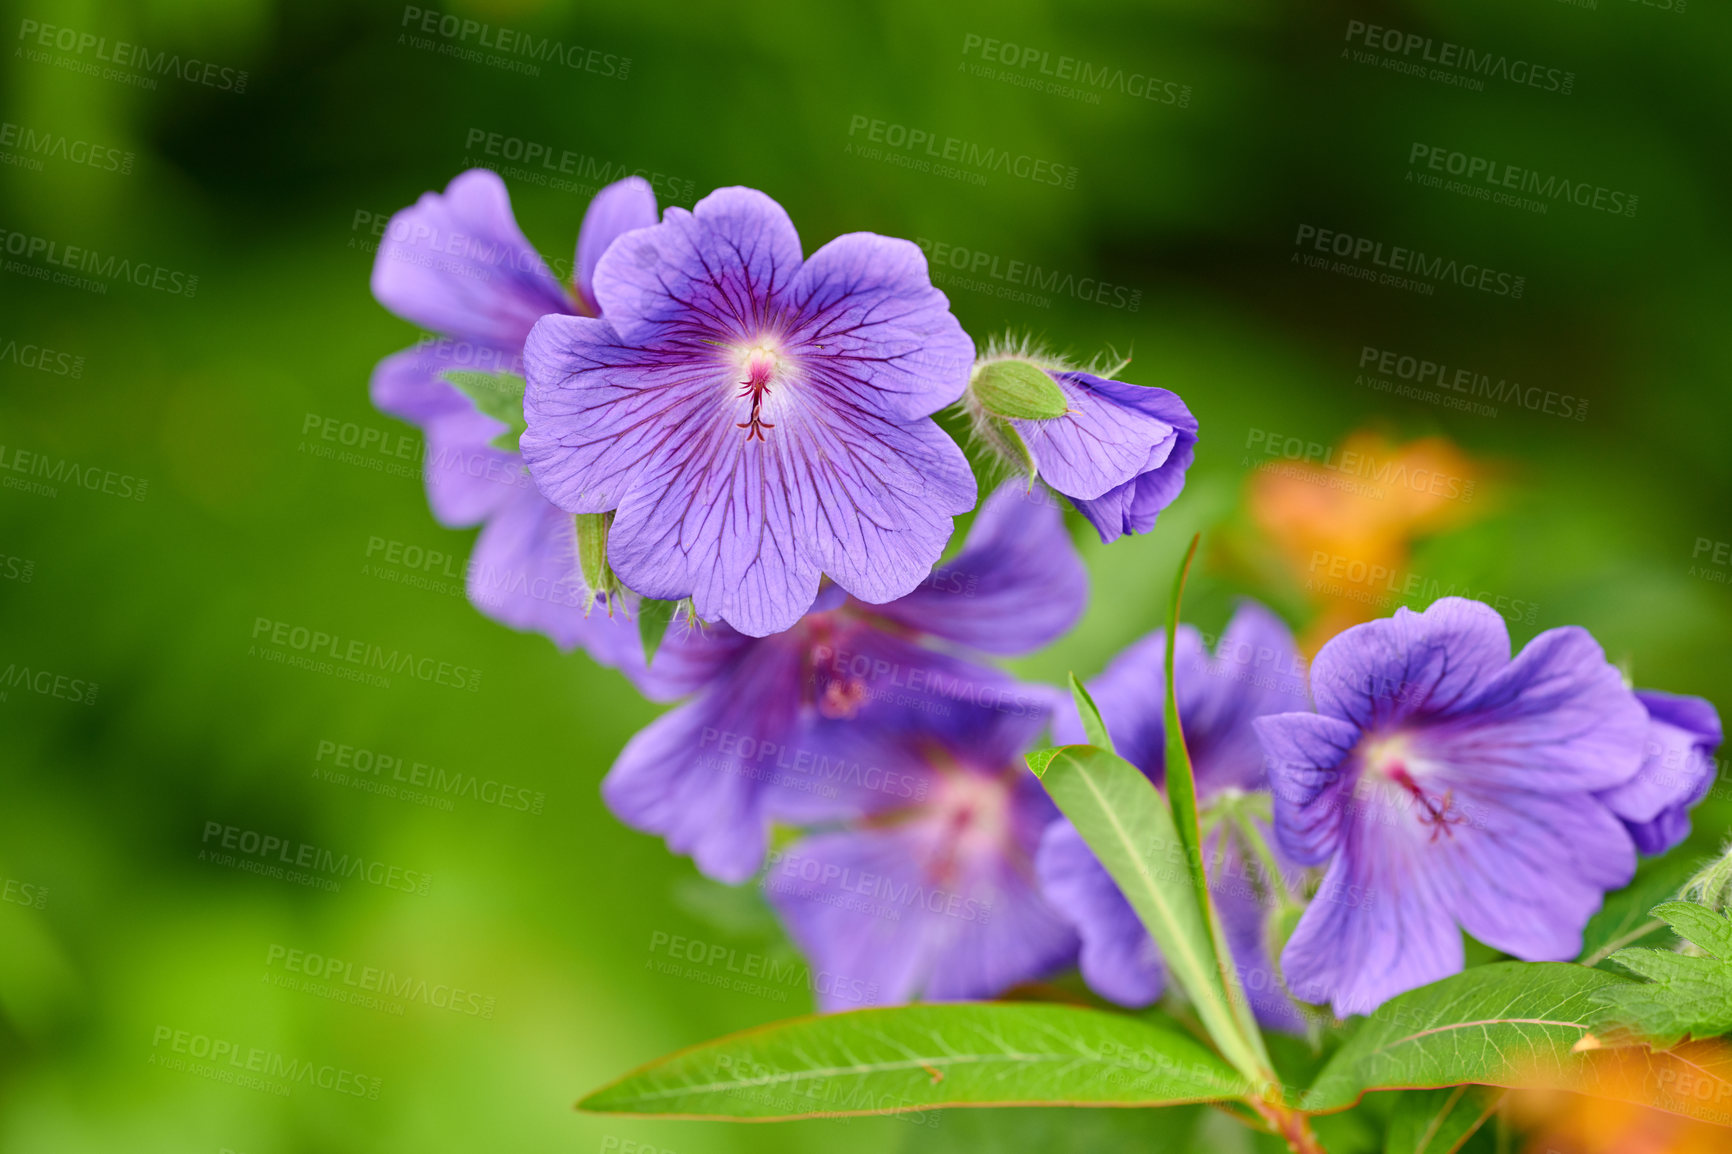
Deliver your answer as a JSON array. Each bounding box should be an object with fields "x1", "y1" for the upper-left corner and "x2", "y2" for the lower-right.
[
  {"x1": 1309, "y1": 597, "x2": 1514, "y2": 732},
  {"x1": 1438, "y1": 786, "x2": 1635, "y2": 960},
  {"x1": 1422, "y1": 624, "x2": 1648, "y2": 793},
  {"x1": 602, "y1": 641, "x2": 808, "y2": 883},
  {"x1": 1009, "y1": 373, "x2": 1182, "y2": 501},
  {"x1": 1255, "y1": 712, "x2": 1362, "y2": 866},
  {"x1": 765, "y1": 777, "x2": 1076, "y2": 1008},
  {"x1": 1036, "y1": 819, "x2": 1165, "y2": 1007},
  {"x1": 591, "y1": 186, "x2": 803, "y2": 346},
  {"x1": 1280, "y1": 837, "x2": 1465, "y2": 1018},
  {"x1": 463, "y1": 491, "x2": 651, "y2": 689},
  {"x1": 371, "y1": 169, "x2": 571, "y2": 347},
  {"x1": 522, "y1": 316, "x2": 691, "y2": 514},
  {"x1": 799, "y1": 408, "x2": 976, "y2": 610},
  {"x1": 787, "y1": 232, "x2": 974, "y2": 420},
  {"x1": 575, "y1": 176, "x2": 659, "y2": 314},
  {"x1": 602, "y1": 408, "x2": 823, "y2": 637},
  {"x1": 1056, "y1": 380, "x2": 1199, "y2": 543},
  {"x1": 1051, "y1": 628, "x2": 1197, "y2": 776},
  {"x1": 872, "y1": 482, "x2": 1087, "y2": 656},
  {"x1": 1598, "y1": 689, "x2": 1723, "y2": 854}
]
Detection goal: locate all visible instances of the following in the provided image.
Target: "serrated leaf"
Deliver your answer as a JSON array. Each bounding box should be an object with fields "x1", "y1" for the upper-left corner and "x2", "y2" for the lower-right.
[
  {"x1": 1067, "y1": 673, "x2": 1113, "y2": 753},
  {"x1": 1653, "y1": 901, "x2": 1732, "y2": 960},
  {"x1": 1030, "y1": 744, "x2": 1262, "y2": 1084},
  {"x1": 579, "y1": 1002, "x2": 1252, "y2": 1119},
  {"x1": 1383, "y1": 1086, "x2": 1500, "y2": 1154},
  {"x1": 1589, "y1": 902, "x2": 1732, "y2": 1047},
  {"x1": 1304, "y1": 962, "x2": 1624, "y2": 1112},
  {"x1": 637, "y1": 597, "x2": 677, "y2": 664},
  {"x1": 442, "y1": 370, "x2": 528, "y2": 452},
  {"x1": 972, "y1": 359, "x2": 1068, "y2": 420}
]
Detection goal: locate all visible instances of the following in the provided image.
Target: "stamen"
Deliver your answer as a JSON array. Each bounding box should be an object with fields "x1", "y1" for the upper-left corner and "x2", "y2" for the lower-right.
[
  {"x1": 736, "y1": 351, "x2": 776, "y2": 442},
  {"x1": 1387, "y1": 763, "x2": 1465, "y2": 842}
]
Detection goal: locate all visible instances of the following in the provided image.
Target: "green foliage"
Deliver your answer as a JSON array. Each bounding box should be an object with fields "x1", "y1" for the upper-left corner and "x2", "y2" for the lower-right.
[
  {"x1": 1028, "y1": 743, "x2": 1259, "y2": 1083},
  {"x1": 1067, "y1": 672, "x2": 1113, "y2": 753},
  {"x1": 1587, "y1": 901, "x2": 1732, "y2": 1048},
  {"x1": 579, "y1": 1003, "x2": 1251, "y2": 1118},
  {"x1": 1381, "y1": 1087, "x2": 1499, "y2": 1154},
  {"x1": 1304, "y1": 962, "x2": 1623, "y2": 1112}
]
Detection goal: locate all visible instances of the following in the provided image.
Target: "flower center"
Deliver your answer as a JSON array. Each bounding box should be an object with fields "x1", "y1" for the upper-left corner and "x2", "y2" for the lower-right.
[
  {"x1": 1359, "y1": 734, "x2": 1464, "y2": 842},
  {"x1": 921, "y1": 767, "x2": 1015, "y2": 884},
  {"x1": 732, "y1": 341, "x2": 785, "y2": 443}
]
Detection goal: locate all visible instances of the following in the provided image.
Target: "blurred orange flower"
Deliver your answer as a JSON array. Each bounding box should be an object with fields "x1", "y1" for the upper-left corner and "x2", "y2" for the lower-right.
[{"x1": 1247, "y1": 430, "x2": 1484, "y2": 652}]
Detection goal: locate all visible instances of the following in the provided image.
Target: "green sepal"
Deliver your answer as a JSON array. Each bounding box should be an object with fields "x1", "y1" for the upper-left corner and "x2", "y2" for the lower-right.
[
  {"x1": 971, "y1": 359, "x2": 1068, "y2": 420},
  {"x1": 637, "y1": 597, "x2": 679, "y2": 664},
  {"x1": 574, "y1": 512, "x2": 615, "y2": 598}
]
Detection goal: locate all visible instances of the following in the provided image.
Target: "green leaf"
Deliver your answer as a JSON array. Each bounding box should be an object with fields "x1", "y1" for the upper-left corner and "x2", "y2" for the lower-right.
[
  {"x1": 1160, "y1": 533, "x2": 1270, "y2": 1072},
  {"x1": 1382, "y1": 1086, "x2": 1500, "y2": 1154},
  {"x1": 443, "y1": 370, "x2": 528, "y2": 452},
  {"x1": 579, "y1": 1002, "x2": 1252, "y2": 1119},
  {"x1": 1579, "y1": 853, "x2": 1696, "y2": 966},
  {"x1": 574, "y1": 512, "x2": 614, "y2": 596},
  {"x1": 1303, "y1": 961, "x2": 1623, "y2": 1112},
  {"x1": 1067, "y1": 672, "x2": 1113, "y2": 753},
  {"x1": 637, "y1": 597, "x2": 678, "y2": 664},
  {"x1": 1586, "y1": 901, "x2": 1732, "y2": 1047},
  {"x1": 971, "y1": 359, "x2": 1068, "y2": 420},
  {"x1": 1027, "y1": 744, "x2": 1262, "y2": 1084}
]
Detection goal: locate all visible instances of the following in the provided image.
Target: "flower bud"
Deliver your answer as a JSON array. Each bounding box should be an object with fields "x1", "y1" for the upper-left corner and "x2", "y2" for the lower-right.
[{"x1": 969, "y1": 359, "x2": 1069, "y2": 420}]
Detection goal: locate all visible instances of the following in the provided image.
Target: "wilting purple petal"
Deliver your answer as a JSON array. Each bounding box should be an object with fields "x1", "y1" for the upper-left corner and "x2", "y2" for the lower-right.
[
  {"x1": 1597, "y1": 689, "x2": 1723, "y2": 855},
  {"x1": 1262, "y1": 596, "x2": 1648, "y2": 1015},
  {"x1": 575, "y1": 175, "x2": 658, "y2": 314},
  {"x1": 372, "y1": 169, "x2": 571, "y2": 348},
  {"x1": 874, "y1": 482, "x2": 1087, "y2": 656},
  {"x1": 523, "y1": 186, "x2": 976, "y2": 637}
]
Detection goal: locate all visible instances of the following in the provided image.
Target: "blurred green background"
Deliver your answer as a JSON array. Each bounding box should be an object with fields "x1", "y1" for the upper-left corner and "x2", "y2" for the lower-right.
[{"x1": 1, "y1": 0, "x2": 1729, "y2": 1150}]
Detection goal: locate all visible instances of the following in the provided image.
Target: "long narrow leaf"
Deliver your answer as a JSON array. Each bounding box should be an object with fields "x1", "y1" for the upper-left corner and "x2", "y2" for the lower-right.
[
  {"x1": 579, "y1": 1002, "x2": 1252, "y2": 1119},
  {"x1": 1030, "y1": 744, "x2": 1262, "y2": 1083},
  {"x1": 1161, "y1": 534, "x2": 1271, "y2": 1072}
]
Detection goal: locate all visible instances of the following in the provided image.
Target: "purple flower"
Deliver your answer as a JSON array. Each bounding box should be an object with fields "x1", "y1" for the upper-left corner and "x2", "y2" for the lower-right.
[
  {"x1": 369, "y1": 169, "x2": 656, "y2": 676},
  {"x1": 1035, "y1": 602, "x2": 1308, "y2": 1030},
  {"x1": 1596, "y1": 689, "x2": 1722, "y2": 855},
  {"x1": 763, "y1": 692, "x2": 1077, "y2": 1009},
  {"x1": 605, "y1": 483, "x2": 1086, "y2": 882},
  {"x1": 520, "y1": 186, "x2": 978, "y2": 638},
  {"x1": 1255, "y1": 597, "x2": 1649, "y2": 1017}
]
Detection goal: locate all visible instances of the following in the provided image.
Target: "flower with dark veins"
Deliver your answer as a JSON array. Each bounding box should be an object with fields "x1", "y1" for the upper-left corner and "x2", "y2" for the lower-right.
[
  {"x1": 1255, "y1": 597, "x2": 1650, "y2": 1016},
  {"x1": 521, "y1": 186, "x2": 977, "y2": 638}
]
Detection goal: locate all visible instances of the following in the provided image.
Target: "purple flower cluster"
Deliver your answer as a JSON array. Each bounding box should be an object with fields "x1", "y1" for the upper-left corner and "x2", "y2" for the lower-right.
[{"x1": 367, "y1": 170, "x2": 1722, "y2": 1026}]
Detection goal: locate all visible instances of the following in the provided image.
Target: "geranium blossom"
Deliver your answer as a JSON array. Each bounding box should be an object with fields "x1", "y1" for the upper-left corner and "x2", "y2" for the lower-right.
[
  {"x1": 1256, "y1": 597, "x2": 1649, "y2": 1016},
  {"x1": 521, "y1": 186, "x2": 977, "y2": 637}
]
